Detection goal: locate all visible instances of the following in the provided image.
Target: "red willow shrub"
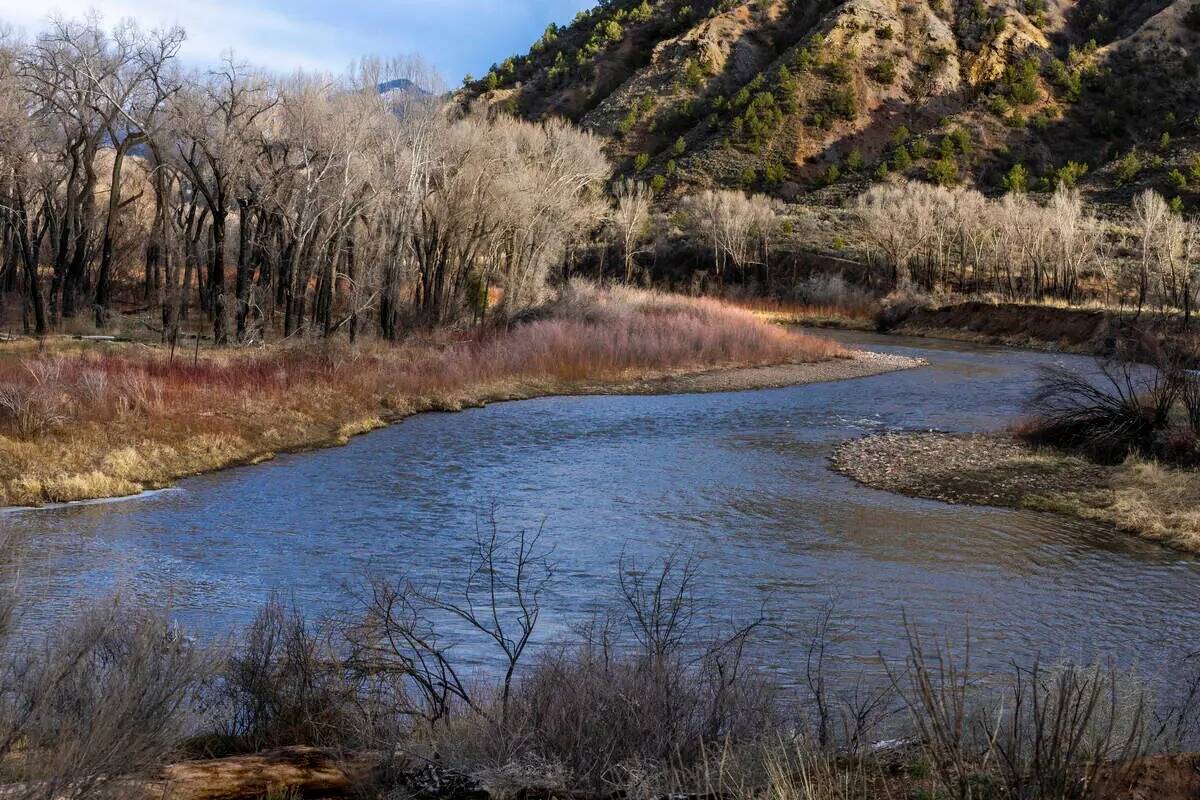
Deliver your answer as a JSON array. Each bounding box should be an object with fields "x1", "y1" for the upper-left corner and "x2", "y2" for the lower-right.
[{"x1": 0, "y1": 288, "x2": 843, "y2": 438}]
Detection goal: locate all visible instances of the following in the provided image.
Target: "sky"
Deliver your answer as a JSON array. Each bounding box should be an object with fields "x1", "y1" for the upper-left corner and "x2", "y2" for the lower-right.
[{"x1": 0, "y1": 0, "x2": 595, "y2": 84}]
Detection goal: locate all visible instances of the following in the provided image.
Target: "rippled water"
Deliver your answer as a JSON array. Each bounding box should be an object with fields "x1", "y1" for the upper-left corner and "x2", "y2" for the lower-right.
[{"x1": 3, "y1": 330, "x2": 1198, "y2": 684}]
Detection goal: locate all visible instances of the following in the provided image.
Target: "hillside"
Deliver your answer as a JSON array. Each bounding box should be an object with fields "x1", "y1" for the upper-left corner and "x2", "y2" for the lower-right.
[{"x1": 458, "y1": 0, "x2": 1200, "y2": 203}]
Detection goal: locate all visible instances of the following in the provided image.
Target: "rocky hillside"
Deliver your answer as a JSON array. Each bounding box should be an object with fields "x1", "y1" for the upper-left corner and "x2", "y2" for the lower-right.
[{"x1": 458, "y1": 0, "x2": 1200, "y2": 204}]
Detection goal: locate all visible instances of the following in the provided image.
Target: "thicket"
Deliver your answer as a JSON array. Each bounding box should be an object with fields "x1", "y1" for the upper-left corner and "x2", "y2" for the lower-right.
[{"x1": 856, "y1": 181, "x2": 1200, "y2": 314}]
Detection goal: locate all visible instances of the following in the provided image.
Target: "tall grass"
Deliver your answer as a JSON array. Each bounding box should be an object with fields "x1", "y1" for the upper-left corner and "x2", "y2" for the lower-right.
[{"x1": 0, "y1": 285, "x2": 843, "y2": 505}]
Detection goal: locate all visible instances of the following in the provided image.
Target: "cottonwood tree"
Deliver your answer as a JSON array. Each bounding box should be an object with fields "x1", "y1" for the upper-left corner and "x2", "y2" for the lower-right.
[
  {"x1": 172, "y1": 57, "x2": 276, "y2": 343},
  {"x1": 680, "y1": 189, "x2": 780, "y2": 282},
  {"x1": 610, "y1": 179, "x2": 652, "y2": 282},
  {"x1": 0, "y1": 28, "x2": 49, "y2": 333},
  {"x1": 0, "y1": 16, "x2": 610, "y2": 343},
  {"x1": 63, "y1": 19, "x2": 184, "y2": 326},
  {"x1": 856, "y1": 181, "x2": 1105, "y2": 302}
]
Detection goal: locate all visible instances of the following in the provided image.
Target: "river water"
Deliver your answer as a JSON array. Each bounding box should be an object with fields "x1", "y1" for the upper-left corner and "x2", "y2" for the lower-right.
[{"x1": 3, "y1": 330, "x2": 1197, "y2": 685}]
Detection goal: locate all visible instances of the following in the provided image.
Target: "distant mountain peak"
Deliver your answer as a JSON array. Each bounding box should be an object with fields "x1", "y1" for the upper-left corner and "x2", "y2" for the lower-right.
[{"x1": 378, "y1": 78, "x2": 428, "y2": 96}]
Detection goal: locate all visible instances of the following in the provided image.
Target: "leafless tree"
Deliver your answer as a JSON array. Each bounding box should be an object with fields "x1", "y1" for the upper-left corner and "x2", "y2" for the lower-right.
[
  {"x1": 680, "y1": 189, "x2": 780, "y2": 282},
  {"x1": 345, "y1": 511, "x2": 554, "y2": 728},
  {"x1": 609, "y1": 179, "x2": 652, "y2": 283}
]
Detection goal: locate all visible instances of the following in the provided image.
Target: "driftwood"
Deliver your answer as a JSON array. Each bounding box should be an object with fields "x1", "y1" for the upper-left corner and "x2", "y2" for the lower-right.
[{"x1": 152, "y1": 747, "x2": 369, "y2": 800}]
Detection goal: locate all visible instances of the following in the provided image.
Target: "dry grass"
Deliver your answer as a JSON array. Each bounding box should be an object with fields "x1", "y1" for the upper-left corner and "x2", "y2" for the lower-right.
[
  {"x1": 0, "y1": 285, "x2": 844, "y2": 506},
  {"x1": 722, "y1": 297, "x2": 878, "y2": 330},
  {"x1": 1099, "y1": 460, "x2": 1200, "y2": 552},
  {"x1": 836, "y1": 432, "x2": 1200, "y2": 554}
]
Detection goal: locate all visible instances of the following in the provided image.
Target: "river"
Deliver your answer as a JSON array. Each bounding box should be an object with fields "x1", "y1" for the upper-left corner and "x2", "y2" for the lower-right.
[{"x1": 3, "y1": 330, "x2": 1197, "y2": 687}]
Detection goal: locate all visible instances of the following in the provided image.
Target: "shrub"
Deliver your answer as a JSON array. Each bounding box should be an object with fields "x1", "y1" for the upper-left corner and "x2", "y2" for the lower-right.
[
  {"x1": 1024, "y1": 342, "x2": 1183, "y2": 462},
  {"x1": 869, "y1": 57, "x2": 897, "y2": 84},
  {"x1": 930, "y1": 154, "x2": 958, "y2": 186},
  {"x1": 214, "y1": 595, "x2": 366, "y2": 753},
  {"x1": 0, "y1": 600, "x2": 212, "y2": 795},
  {"x1": 1003, "y1": 163, "x2": 1029, "y2": 193},
  {"x1": 430, "y1": 553, "x2": 778, "y2": 792},
  {"x1": 1049, "y1": 160, "x2": 1088, "y2": 189},
  {"x1": 0, "y1": 382, "x2": 67, "y2": 438},
  {"x1": 1116, "y1": 150, "x2": 1142, "y2": 186},
  {"x1": 1002, "y1": 57, "x2": 1040, "y2": 105}
]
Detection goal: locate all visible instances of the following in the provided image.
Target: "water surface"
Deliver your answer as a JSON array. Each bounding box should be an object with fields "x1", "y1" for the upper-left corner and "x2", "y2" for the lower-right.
[{"x1": 4, "y1": 330, "x2": 1197, "y2": 684}]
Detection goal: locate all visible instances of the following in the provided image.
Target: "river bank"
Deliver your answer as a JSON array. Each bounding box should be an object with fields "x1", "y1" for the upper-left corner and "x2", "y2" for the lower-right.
[
  {"x1": 833, "y1": 432, "x2": 1200, "y2": 553},
  {"x1": 748, "y1": 298, "x2": 1200, "y2": 363},
  {"x1": 0, "y1": 289, "x2": 918, "y2": 508}
]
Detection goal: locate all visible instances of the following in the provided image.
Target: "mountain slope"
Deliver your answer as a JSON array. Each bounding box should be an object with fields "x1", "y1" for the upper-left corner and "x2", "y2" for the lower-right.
[{"x1": 458, "y1": 0, "x2": 1200, "y2": 202}]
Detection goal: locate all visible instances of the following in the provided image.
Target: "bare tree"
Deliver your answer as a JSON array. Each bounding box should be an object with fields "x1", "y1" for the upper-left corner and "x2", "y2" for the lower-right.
[
  {"x1": 680, "y1": 189, "x2": 780, "y2": 282},
  {"x1": 609, "y1": 179, "x2": 652, "y2": 283},
  {"x1": 345, "y1": 511, "x2": 554, "y2": 728}
]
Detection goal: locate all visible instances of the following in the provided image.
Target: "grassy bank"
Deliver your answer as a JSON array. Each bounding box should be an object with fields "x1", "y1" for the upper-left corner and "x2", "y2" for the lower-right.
[
  {"x1": 833, "y1": 432, "x2": 1200, "y2": 553},
  {"x1": 0, "y1": 285, "x2": 897, "y2": 507}
]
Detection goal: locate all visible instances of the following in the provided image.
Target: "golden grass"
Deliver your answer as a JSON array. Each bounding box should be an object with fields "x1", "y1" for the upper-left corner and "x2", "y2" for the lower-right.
[
  {"x1": 0, "y1": 287, "x2": 847, "y2": 507},
  {"x1": 1096, "y1": 460, "x2": 1200, "y2": 552},
  {"x1": 722, "y1": 296, "x2": 878, "y2": 330}
]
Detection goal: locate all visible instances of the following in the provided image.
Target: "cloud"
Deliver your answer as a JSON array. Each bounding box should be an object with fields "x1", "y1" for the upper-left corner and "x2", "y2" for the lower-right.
[
  {"x1": 0, "y1": 0, "x2": 598, "y2": 80},
  {"x1": 0, "y1": 0, "x2": 416, "y2": 73}
]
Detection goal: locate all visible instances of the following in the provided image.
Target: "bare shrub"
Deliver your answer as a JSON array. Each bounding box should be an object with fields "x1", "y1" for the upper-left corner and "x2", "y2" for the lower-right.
[
  {"x1": 986, "y1": 662, "x2": 1153, "y2": 800},
  {"x1": 1183, "y1": 371, "x2": 1200, "y2": 437},
  {"x1": 884, "y1": 618, "x2": 982, "y2": 799},
  {"x1": 1026, "y1": 346, "x2": 1182, "y2": 462},
  {"x1": 212, "y1": 594, "x2": 363, "y2": 754},
  {"x1": 0, "y1": 601, "x2": 210, "y2": 799},
  {"x1": 802, "y1": 599, "x2": 896, "y2": 752},
  {"x1": 345, "y1": 512, "x2": 554, "y2": 736},
  {"x1": 793, "y1": 274, "x2": 877, "y2": 316},
  {"x1": 0, "y1": 384, "x2": 66, "y2": 438},
  {"x1": 434, "y1": 552, "x2": 778, "y2": 794}
]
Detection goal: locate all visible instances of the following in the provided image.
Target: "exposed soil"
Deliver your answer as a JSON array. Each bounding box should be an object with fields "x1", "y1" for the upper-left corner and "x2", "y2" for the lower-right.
[
  {"x1": 831, "y1": 431, "x2": 1112, "y2": 509},
  {"x1": 893, "y1": 302, "x2": 1113, "y2": 353},
  {"x1": 832, "y1": 431, "x2": 1200, "y2": 553},
  {"x1": 884, "y1": 301, "x2": 1200, "y2": 366}
]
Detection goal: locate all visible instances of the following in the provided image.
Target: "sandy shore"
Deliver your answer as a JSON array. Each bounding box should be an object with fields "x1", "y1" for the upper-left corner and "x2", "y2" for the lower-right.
[
  {"x1": 832, "y1": 431, "x2": 1200, "y2": 553},
  {"x1": 572, "y1": 350, "x2": 921, "y2": 395}
]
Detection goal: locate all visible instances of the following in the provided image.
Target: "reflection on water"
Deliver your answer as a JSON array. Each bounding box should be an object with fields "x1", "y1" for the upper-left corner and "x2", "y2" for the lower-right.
[{"x1": 2, "y1": 330, "x2": 1197, "y2": 686}]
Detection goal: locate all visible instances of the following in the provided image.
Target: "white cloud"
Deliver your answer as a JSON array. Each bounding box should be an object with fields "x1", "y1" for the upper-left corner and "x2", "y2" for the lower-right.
[
  {"x1": 0, "y1": 0, "x2": 386, "y2": 73},
  {"x1": 0, "y1": 0, "x2": 602, "y2": 81}
]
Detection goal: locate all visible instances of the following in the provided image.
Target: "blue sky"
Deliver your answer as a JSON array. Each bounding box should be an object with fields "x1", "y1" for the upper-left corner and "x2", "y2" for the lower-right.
[{"x1": 0, "y1": 0, "x2": 595, "y2": 83}]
